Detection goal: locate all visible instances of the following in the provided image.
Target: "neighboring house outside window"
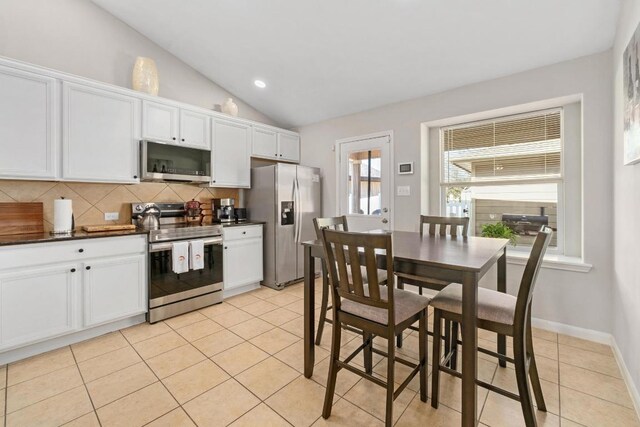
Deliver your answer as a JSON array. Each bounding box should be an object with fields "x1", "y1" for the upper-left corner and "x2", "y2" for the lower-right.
[{"x1": 439, "y1": 109, "x2": 563, "y2": 251}]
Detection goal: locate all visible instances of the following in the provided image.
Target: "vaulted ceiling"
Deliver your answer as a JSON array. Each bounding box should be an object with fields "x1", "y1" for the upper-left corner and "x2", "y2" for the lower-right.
[{"x1": 92, "y1": 0, "x2": 620, "y2": 128}]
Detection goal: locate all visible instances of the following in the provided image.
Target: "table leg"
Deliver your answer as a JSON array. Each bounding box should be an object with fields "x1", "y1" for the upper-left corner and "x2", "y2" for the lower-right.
[
  {"x1": 304, "y1": 245, "x2": 316, "y2": 378},
  {"x1": 497, "y1": 247, "x2": 507, "y2": 368},
  {"x1": 461, "y1": 271, "x2": 478, "y2": 427}
]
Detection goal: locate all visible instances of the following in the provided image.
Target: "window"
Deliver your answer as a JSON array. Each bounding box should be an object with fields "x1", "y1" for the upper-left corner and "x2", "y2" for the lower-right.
[
  {"x1": 440, "y1": 109, "x2": 562, "y2": 249},
  {"x1": 348, "y1": 149, "x2": 382, "y2": 215}
]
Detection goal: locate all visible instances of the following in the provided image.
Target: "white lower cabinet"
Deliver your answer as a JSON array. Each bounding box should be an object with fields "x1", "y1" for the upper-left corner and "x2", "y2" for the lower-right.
[
  {"x1": 0, "y1": 264, "x2": 79, "y2": 350},
  {"x1": 0, "y1": 236, "x2": 147, "y2": 352},
  {"x1": 83, "y1": 254, "x2": 146, "y2": 327},
  {"x1": 223, "y1": 226, "x2": 263, "y2": 291}
]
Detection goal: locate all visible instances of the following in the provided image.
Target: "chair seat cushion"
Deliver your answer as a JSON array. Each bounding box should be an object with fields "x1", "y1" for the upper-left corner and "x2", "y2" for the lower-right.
[
  {"x1": 430, "y1": 283, "x2": 517, "y2": 325},
  {"x1": 341, "y1": 286, "x2": 430, "y2": 326}
]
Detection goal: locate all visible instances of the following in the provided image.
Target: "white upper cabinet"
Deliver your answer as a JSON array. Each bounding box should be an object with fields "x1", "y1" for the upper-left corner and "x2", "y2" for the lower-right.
[
  {"x1": 142, "y1": 101, "x2": 179, "y2": 143},
  {"x1": 62, "y1": 82, "x2": 140, "y2": 183},
  {"x1": 212, "y1": 118, "x2": 251, "y2": 188},
  {"x1": 251, "y1": 126, "x2": 300, "y2": 163},
  {"x1": 142, "y1": 100, "x2": 211, "y2": 149},
  {"x1": 180, "y1": 108, "x2": 211, "y2": 149},
  {"x1": 0, "y1": 66, "x2": 58, "y2": 179},
  {"x1": 252, "y1": 126, "x2": 278, "y2": 160},
  {"x1": 278, "y1": 133, "x2": 301, "y2": 163}
]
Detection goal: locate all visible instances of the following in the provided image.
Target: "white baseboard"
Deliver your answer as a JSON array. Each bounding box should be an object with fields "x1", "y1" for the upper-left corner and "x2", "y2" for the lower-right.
[
  {"x1": 610, "y1": 336, "x2": 640, "y2": 418},
  {"x1": 531, "y1": 317, "x2": 612, "y2": 344},
  {"x1": 532, "y1": 317, "x2": 640, "y2": 418},
  {"x1": 0, "y1": 314, "x2": 146, "y2": 365},
  {"x1": 223, "y1": 282, "x2": 260, "y2": 299}
]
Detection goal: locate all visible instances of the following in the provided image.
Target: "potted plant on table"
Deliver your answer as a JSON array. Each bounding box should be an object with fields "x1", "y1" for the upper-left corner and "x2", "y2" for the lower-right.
[{"x1": 481, "y1": 222, "x2": 517, "y2": 246}]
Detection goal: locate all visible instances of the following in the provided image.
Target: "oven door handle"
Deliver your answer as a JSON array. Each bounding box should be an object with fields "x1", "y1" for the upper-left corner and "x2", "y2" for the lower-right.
[{"x1": 149, "y1": 236, "x2": 223, "y2": 253}]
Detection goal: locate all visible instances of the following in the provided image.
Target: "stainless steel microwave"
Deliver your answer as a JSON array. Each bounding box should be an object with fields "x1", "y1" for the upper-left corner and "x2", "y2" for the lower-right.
[{"x1": 140, "y1": 140, "x2": 211, "y2": 183}]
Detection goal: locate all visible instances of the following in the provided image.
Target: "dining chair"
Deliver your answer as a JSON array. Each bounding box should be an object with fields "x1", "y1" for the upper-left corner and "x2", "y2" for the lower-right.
[
  {"x1": 396, "y1": 215, "x2": 470, "y2": 367},
  {"x1": 430, "y1": 227, "x2": 552, "y2": 427},
  {"x1": 320, "y1": 228, "x2": 429, "y2": 427},
  {"x1": 313, "y1": 216, "x2": 388, "y2": 345}
]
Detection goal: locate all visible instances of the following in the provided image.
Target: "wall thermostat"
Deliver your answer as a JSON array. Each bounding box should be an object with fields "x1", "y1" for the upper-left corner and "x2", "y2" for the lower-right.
[{"x1": 397, "y1": 162, "x2": 414, "y2": 175}]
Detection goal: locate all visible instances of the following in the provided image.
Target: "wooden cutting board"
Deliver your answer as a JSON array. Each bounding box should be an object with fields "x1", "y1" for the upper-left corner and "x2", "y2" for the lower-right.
[
  {"x1": 82, "y1": 224, "x2": 137, "y2": 232},
  {"x1": 0, "y1": 202, "x2": 44, "y2": 236}
]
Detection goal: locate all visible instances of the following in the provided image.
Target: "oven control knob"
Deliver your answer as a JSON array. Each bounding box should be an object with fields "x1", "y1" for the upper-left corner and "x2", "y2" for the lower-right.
[{"x1": 135, "y1": 205, "x2": 142, "y2": 212}]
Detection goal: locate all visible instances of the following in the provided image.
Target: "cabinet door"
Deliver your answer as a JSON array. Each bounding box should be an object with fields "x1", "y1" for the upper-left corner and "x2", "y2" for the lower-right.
[
  {"x1": 0, "y1": 264, "x2": 79, "y2": 350},
  {"x1": 212, "y1": 118, "x2": 251, "y2": 188},
  {"x1": 142, "y1": 100, "x2": 179, "y2": 143},
  {"x1": 278, "y1": 133, "x2": 300, "y2": 163},
  {"x1": 83, "y1": 254, "x2": 146, "y2": 327},
  {"x1": 180, "y1": 108, "x2": 211, "y2": 149},
  {"x1": 223, "y1": 237, "x2": 263, "y2": 290},
  {"x1": 252, "y1": 126, "x2": 278, "y2": 160},
  {"x1": 62, "y1": 83, "x2": 140, "y2": 183},
  {"x1": 0, "y1": 66, "x2": 58, "y2": 179}
]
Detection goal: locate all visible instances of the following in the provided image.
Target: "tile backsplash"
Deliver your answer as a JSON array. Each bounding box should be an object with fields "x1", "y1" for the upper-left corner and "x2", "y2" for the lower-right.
[{"x1": 0, "y1": 181, "x2": 238, "y2": 232}]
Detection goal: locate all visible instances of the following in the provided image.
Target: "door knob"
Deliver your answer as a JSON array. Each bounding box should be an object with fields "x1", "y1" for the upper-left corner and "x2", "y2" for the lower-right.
[
  {"x1": 382, "y1": 208, "x2": 388, "y2": 213},
  {"x1": 382, "y1": 218, "x2": 388, "y2": 224}
]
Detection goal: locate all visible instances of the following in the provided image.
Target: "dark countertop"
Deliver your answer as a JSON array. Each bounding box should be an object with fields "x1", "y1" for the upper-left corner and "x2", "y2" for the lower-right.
[{"x1": 0, "y1": 229, "x2": 149, "y2": 247}]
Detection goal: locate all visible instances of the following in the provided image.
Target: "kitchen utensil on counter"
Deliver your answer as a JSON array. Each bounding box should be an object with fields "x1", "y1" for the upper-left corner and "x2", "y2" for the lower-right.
[
  {"x1": 53, "y1": 198, "x2": 73, "y2": 234},
  {"x1": 212, "y1": 198, "x2": 235, "y2": 223},
  {"x1": 137, "y1": 204, "x2": 161, "y2": 230},
  {"x1": 234, "y1": 208, "x2": 248, "y2": 222},
  {"x1": 0, "y1": 202, "x2": 44, "y2": 236},
  {"x1": 185, "y1": 199, "x2": 204, "y2": 224}
]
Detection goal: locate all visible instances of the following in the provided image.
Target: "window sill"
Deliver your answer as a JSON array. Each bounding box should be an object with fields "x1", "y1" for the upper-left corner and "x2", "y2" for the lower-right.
[{"x1": 506, "y1": 251, "x2": 592, "y2": 273}]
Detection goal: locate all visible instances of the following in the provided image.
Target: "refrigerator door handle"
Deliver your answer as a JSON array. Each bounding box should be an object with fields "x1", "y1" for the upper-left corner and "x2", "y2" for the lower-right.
[{"x1": 294, "y1": 177, "x2": 302, "y2": 243}]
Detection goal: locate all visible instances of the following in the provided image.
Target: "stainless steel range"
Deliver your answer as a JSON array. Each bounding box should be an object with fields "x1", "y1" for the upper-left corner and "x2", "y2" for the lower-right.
[{"x1": 132, "y1": 202, "x2": 224, "y2": 323}]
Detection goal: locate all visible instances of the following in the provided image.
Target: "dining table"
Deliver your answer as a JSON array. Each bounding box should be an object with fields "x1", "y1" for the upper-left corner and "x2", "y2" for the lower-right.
[{"x1": 301, "y1": 230, "x2": 508, "y2": 427}]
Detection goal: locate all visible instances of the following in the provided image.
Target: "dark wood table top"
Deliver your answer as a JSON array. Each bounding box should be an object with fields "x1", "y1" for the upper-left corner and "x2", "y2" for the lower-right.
[{"x1": 302, "y1": 230, "x2": 508, "y2": 272}]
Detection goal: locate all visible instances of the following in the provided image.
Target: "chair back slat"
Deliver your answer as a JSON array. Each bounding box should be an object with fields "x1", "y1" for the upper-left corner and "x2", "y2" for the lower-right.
[
  {"x1": 364, "y1": 247, "x2": 381, "y2": 301},
  {"x1": 321, "y1": 229, "x2": 393, "y2": 315},
  {"x1": 420, "y1": 215, "x2": 470, "y2": 238},
  {"x1": 313, "y1": 216, "x2": 348, "y2": 239},
  {"x1": 348, "y1": 244, "x2": 365, "y2": 297},
  {"x1": 333, "y1": 242, "x2": 351, "y2": 294},
  {"x1": 514, "y1": 227, "x2": 553, "y2": 330}
]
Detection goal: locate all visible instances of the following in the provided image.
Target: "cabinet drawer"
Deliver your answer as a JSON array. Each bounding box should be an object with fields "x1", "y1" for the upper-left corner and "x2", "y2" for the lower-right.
[
  {"x1": 0, "y1": 235, "x2": 147, "y2": 271},
  {"x1": 223, "y1": 225, "x2": 263, "y2": 241}
]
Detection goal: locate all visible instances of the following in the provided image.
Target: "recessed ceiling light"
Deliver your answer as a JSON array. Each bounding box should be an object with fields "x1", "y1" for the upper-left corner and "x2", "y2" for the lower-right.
[{"x1": 254, "y1": 79, "x2": 266, "y2": 89}]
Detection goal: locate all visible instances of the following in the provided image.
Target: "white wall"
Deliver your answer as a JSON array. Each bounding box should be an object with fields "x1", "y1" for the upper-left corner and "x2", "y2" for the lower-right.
[
  {"x1": 0, "y1": 0, "x2": 277, "y2": 126},
  {"x1": 300, "y1": 51, "x2": 613, "y2": 333},
  {"x1": 612, "y1": 0, "x2": 640, "y2": 404}
]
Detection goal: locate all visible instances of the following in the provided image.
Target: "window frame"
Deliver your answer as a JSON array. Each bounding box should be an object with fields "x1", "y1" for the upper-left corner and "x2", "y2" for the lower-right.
[{"x1": 438, "y1": 107, "x2": 565, "y2": 255}]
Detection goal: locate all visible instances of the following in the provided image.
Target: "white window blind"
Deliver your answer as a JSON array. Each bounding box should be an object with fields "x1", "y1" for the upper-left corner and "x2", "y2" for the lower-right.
[{"x1": 441, "y1": 109, "x2": 562, "y2": 186}]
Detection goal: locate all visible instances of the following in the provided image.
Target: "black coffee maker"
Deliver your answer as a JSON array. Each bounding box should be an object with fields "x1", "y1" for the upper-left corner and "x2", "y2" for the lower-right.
[{"x1": 212, "y1": 198, "x2": 235, "y2": 223}]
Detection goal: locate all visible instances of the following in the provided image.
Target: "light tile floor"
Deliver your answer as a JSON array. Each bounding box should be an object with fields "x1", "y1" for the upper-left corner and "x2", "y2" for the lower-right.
[{"x1": 1, "y1": 280, "x2": 639, "y2": 426}]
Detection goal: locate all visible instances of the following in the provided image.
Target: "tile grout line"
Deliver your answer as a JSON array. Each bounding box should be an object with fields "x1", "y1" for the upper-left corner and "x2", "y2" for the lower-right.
[
  {"x1": 119, "y1": 324, "x2": 187, "y2": 426},
  {"x1": 68, "y1": 345, "x2": 102, "y2": 427}
]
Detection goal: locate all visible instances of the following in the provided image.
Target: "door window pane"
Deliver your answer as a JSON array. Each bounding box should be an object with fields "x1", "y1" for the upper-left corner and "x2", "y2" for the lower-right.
[{"x1": 348, "y1": 149, "x2": 382, "y2": 215}]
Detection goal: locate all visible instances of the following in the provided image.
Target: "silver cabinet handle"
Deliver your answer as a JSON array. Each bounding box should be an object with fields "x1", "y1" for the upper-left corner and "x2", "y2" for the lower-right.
[
  {"x1": 382, "y1": 207, "x2": 388, "y2": 213},
  {"x1": 382, "y1": 218, "x2": 388, "y2": 224}
]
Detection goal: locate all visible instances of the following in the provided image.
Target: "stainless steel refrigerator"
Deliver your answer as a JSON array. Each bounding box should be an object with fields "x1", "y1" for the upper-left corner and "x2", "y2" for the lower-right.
[{"x1": 246, "y1": 164, "x2": 321, "y2": 289}]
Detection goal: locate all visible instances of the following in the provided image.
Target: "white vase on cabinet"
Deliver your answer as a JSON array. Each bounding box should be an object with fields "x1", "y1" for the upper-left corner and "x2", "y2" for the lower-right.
[
  {"x1": 132, "y1": 57, "x2": 159, "y2": 96},
  {"x1": 221, "y1": 98, "x2": 239, "y2": 117}
]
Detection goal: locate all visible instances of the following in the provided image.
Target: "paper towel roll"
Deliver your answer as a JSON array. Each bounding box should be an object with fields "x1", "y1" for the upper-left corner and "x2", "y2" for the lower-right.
[{"x1": 53, "y1": 199, "x2": 73, "y2": 234}]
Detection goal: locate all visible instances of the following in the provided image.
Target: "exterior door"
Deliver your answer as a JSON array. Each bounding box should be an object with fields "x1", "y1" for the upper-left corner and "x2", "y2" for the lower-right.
[{"x1": 338, "y1": 134, "x2": 392, "y2": 231}]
